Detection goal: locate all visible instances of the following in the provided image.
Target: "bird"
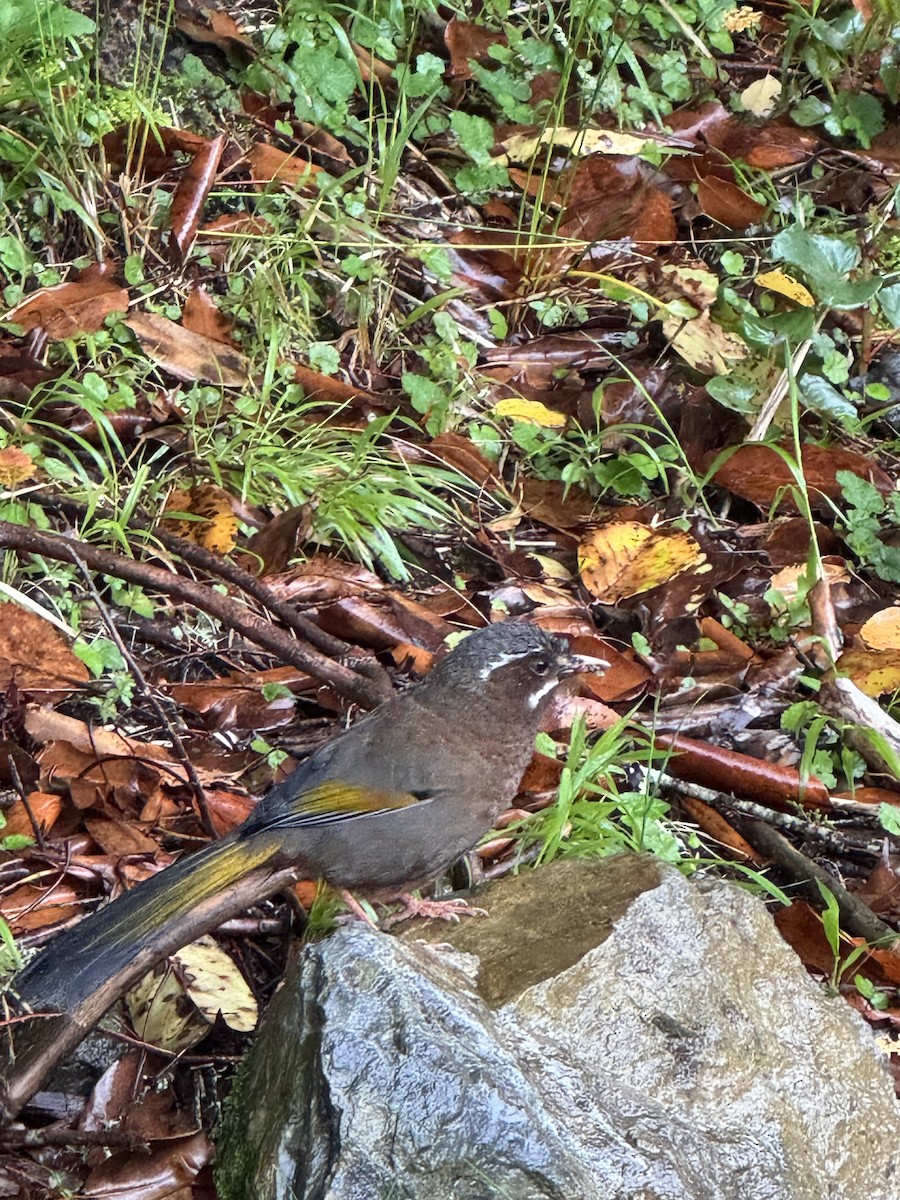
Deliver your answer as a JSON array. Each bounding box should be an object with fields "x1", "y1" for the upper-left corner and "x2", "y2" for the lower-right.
[{"x1": 3, "y1": 620, "x2": 596, "y2": 1114}]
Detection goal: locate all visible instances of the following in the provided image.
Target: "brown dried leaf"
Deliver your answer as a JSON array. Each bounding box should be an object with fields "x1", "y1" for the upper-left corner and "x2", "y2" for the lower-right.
[
  {"x1": 176, "y1": 9, "x2": 254, "y2": 53},
  {"x1": 182, "y1": 285, "x2": 236, "y2": 345},
  {"x1": 519, "y1": 478, "x2": 598, "y2": 530},
  {"x1": 248, "y1": 142, "x2": 322, "y2": 187},
  {"x1": 6, "y1": 261, "x2": 128, "y2": 340},
  {"x1": 0, "y1": 605, "x2": 88, "y2": 698},
  {"x1": 444, "y1": 17, "x2": 506, "y2": 78},
  {"x1": 242, "y1": 504, "x2": 315, "y2": 574},
  {"x1": 170, "y1": 134, "x2": 225, "y2": 262},
  {"x1": 713, "y1": 444, "x2": 893, "y2": 511},
  {"x1": 4, "y1": 881, "x2": 83, "y2": 933},
  {"x1": 83, "y1": 1130, "x2": 209, "y2": 1198},
  {"x1": 696, "y1": 175, "x2": 767, "y2": 229},
  {"x1": 125, "y1": 311, "x2": 250, "y2": 386},
  {"x1": 0, "y1": 446, "x2": 36, "y2": 486},
  {"x1": 427, "y1": 432, "x2": 499, "y2": 487},
  {"x1": 2, "y1": 792, "x2": 62, "y2": 838}
]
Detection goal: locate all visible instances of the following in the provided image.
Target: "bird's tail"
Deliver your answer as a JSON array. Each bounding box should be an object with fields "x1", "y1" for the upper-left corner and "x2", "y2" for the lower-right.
[
  {"x1": 14, "y1": 832, "x2": 285, "y2": 1013},
  {"x1": 3, "y1": 831, "x2": 295, "y2": 1117}
]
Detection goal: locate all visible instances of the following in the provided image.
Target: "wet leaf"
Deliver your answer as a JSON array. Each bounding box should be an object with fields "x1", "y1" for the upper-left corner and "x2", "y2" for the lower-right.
[
  {"x1": 493, "y1": 397, "x2": 567, "y2": 427},
  {"x1": 161, "y1": 483, "x2": 238, "y2": 554},
  {"x1": 755, "y1": 269, "x2": 815, "y2": 307},
  {"x1": 125, "y1": 311, "x2": 250, "y2": 386},
  {"x1": 6, "y1": 261, "x2": 128, "y2": 340},
  {"x1": 0, "y1": 603, "x2": 88, "y2": 698},
  {"x1": 578, "y1": 522, "x2": 706, "y2": 604},
  {"x1": 712, "y1": 444, "x2": 892, "y2": 511},
  {"x1": 860, "y1": 607, "x2": 900, "y2": 650}
]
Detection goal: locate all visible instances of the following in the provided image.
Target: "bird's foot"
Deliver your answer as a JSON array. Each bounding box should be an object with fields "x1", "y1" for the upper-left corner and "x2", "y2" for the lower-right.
[{"x1": 379, "y1": 893, "x2": 487, "y2": 929}]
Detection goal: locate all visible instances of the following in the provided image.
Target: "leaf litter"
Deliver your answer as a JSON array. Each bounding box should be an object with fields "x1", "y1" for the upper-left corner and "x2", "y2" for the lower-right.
[{"x1": 4, "y1": 0, "x2": 900, "y2": 1178}]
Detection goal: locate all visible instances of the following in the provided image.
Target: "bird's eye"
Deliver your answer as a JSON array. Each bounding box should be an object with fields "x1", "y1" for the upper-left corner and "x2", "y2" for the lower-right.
[{"x1": 532, "y1": 659, "x2": 550, "y2": 676}]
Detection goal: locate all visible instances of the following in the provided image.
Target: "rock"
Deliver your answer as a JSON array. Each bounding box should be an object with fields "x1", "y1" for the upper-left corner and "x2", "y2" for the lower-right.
[{"x1": 216, "y1": 858, "x2": 900, "y2": 1200}]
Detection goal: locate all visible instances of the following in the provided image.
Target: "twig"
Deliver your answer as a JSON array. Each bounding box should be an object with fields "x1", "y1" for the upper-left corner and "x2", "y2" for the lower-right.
[
  {"x1": 0, "y1": 1126, "x2": 152, "y2": 1149},
  {"x1": 32, "y1": 491, "x2": 369, "y2": 665},
  {"x1": 733, "y1": 815, "x2": 900, "y2": 948},
  {"x1": 0, "y1": 521, "x2": 386, "y2": 708},
  {"x1": 72, "y1": 556, "x2": 218, "y2": 838}
]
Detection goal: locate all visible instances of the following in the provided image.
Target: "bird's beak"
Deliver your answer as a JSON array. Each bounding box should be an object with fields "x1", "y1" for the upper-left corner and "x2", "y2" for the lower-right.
[{"x1": 559, "y1": 653, "x2": 609, "y2": 678}]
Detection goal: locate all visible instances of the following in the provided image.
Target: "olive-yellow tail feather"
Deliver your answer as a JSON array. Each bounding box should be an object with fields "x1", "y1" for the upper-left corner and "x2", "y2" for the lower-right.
[
  {"x1": 2, "y1": 831, "x2": 296, "y2": 1118},
  {"x1": 14, "y1": 832, "x2": 288, "y2": 1013}
]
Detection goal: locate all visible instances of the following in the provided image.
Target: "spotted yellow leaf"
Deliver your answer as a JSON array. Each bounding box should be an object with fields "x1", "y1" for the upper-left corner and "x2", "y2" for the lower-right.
[
  {"x1": 662, "y1": 310, "x2": 748, "y2": 375},
  {"x1": 754, "y1": 270, "x2": 815, "y2": 308},
  {"x1": 836, "y1": 647, "x2": 900, "y2": 697},
  {"x1": 497, "y1": 127, "x2": 659, "y2": 165},
  {"x1": 493, "y1": 398, "x2": 567, "y2": 427},
  {"x1": 161, "y1": 483, "x2": 238, "y2": 554},
  {"x1": 578, "y1": 522, "x2": 706, "y2": 603}
]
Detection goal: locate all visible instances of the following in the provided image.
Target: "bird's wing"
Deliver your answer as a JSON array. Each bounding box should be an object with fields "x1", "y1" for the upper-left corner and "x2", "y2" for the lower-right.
[{"x1": 252, "y1": 779, "x2": 435, "y2": 832}]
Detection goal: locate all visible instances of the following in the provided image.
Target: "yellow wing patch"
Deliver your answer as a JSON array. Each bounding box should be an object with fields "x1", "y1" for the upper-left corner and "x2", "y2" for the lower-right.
[{"x1": 294, "y1": 781, "x2": 426, "y2": 819}]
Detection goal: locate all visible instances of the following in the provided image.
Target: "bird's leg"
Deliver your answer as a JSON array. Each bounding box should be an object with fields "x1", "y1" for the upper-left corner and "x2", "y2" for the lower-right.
[
  {"x1": 336, "y1": 889, "x2": 380, "y2": 926},
  {"x1": 379, "y1": 892, "x2": 488, "y2": 929}
]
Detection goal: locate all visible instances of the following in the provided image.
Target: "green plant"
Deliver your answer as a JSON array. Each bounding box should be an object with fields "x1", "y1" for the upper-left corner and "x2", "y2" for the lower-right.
[
  {"x1": 185, "y1": 378, "x2": 481, "y2": 579},
  {"x1": 834, "y1": 470, "x2": 900, "y2": 583},
  {"x1": 814, "y1": 879, "x2": 888, "y2": 999},
  {"x1": 785, "y1": 1, "x2": 888, "y2": 148},
  {"x1": 514, "y1": 716, "x2": 684, "y2": 866},
  {"x1": 781, "y1": 700, "x2": 867, "y2": 791}
]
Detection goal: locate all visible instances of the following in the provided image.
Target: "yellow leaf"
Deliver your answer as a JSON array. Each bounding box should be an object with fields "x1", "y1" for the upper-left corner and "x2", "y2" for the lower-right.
[
  {"x1": 739, "y1": 75, "x2": 782, "y2": 117},
  {"x1": 497, "y1": 127, "x2": 657, "y2": 165},
  {"x1": 578, "y1": 522, "x2": 706, "y2": 603},
  {"x1": 493, "y1": 398, "x2": 567, "y2": 427},
  {"x1": 836, "y1": 647, "x2": 900, "y2": 697},
  {"x1": 860, "y1": 607, "x2": 900, "y2": 651},
  {"x1": 161, "y1": 483, "x2": 238, "y2": 554},
  {"x1": 754, "y1": 270, "x2": 815, "y2": 308},
  {"x1": 662, "y1": 310, "x2": 748, "y2": 375}
]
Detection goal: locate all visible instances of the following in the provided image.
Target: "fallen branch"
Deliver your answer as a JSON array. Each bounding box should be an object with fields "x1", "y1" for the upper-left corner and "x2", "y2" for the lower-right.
[{"x1": 0, "y1": 521, "x2": 387, "y2": 709}]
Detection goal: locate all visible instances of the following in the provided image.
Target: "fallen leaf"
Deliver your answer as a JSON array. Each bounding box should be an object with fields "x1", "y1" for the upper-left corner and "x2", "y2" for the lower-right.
[
  {"x1": 0, "y1": 604, "x2": 89, "y2": 698},
  {"x1": 712, "y1": 444, "x2": 893, "y2": 511},
  {"x1": 182, "y1": 285, "x2": 236, "y2": 345},
  {"x1": 444, "y1": 17, "x2": 506, "y2": 78},
  {"x1": 696, "y1": 176, "x2": 767, "y2": 229},
  {"x1": 861, "y1": 608, "x2": 900, "y2": 651},
  {"x1": 170, "y1": 134, "x2": 225, "y2": 262},
  {"x1": 755, "y1": 269, "x2": 816, "y2": 307},
  {"x1": 663, "y1": 310, "x2": 748, "y2": 375},
  {"x1": 0, "y1": 446, "x2": 36, "y2": 486},
  {"x1": 248, "y1": 142, "x2": 322, "y2": 187},
  {"x1": 125, "y1": 311, "x2": 250, "y2": 386},
  {"x1": 493, "y1": 397, "x2": 567, "y2": 427},
  {"x1": 126, "y1": 934, "x2": 257, "y2": 1053},
  {"x1": 836, "y1": 647, "x2": 900, "y2": 696},
  {"x1": 578, "y1": 522, "x2": 706, "y2": 603},
  {"x1": 6, "y1": 261, "x2": 128, "y2": 340},
  {"x1": 768, "y1": 560, "x2": 849, "y2": 607},
  {"x1": 161, "y1": 483, "x2": 238, "y2": 554},
  {"x1": 739, "y1": 75, "x2": 782, "y2": 117}
]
